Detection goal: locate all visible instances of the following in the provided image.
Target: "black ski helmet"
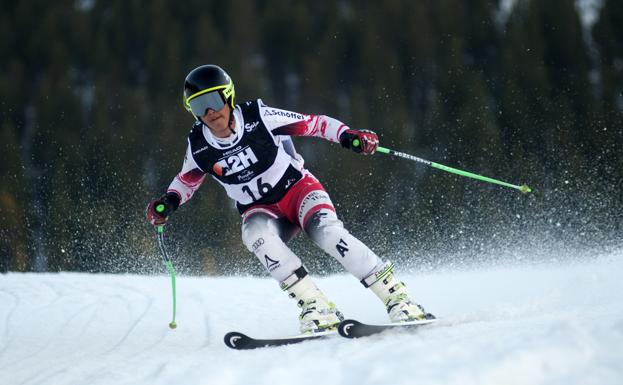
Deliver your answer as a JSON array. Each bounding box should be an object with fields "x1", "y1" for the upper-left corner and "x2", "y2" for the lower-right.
[{"x1": 183, "y1": 64, "x2": 235, "y2": 118}]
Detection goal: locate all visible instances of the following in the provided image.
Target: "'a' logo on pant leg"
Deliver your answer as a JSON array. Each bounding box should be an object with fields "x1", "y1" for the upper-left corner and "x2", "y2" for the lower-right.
[{"x1": 264, "y1": 255, "x2": 280, "y2": 270}]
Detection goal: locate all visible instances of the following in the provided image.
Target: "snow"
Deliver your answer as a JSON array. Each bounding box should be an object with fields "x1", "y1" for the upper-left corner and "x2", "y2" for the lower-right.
[{"x1": 1, "y1": 252, "x2": 622, "y2": 385}]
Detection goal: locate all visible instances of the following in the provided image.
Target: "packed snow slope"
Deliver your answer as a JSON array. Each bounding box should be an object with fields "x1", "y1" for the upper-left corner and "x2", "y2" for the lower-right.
[{"x1": 1, "y1": 252, "x2": 622, "y2": 385}]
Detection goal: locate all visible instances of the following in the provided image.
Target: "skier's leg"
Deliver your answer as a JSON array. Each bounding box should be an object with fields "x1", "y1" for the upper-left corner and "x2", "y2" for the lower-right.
[
  {"x1": 241, "y1": 212, "x2": 302, "y2": 281},
  {"x1": 300, "y1": 194, "x2": 384, "y2": 280},
  {"x1": 301, "y1": 196, "x2": 433, "y2": 322},
  {"x1": 241, "y1": 212, "x2": 342, "y2": 332}
]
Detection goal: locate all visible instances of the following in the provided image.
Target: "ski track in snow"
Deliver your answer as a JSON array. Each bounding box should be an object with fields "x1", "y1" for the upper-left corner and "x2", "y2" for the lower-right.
[{"x1": 1, "y1": 252, "x2": 622, "y2": 385}]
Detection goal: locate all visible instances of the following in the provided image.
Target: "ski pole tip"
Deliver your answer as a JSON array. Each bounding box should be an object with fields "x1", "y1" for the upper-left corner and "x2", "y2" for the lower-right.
[
  {"x1": 169, "y1": 321, "x2": 177, "y2": 329},
  {"x1": 519, "y1": 184, "x2": 532, "y2": 194}
]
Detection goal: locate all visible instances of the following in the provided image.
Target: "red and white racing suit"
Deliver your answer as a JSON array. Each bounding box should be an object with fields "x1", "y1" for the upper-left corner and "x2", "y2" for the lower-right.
[{"x1": 167, "y1": 99, "x2": 385, "y2": 284}]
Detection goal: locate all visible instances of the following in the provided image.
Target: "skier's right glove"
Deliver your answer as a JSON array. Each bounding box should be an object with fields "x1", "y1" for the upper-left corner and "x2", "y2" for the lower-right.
[{"x1": 146, "y1": 192, "x2": 181, "y2": 226}]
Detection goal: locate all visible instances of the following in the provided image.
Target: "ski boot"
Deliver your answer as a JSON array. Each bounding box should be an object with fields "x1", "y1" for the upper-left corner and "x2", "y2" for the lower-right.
[
  {"x1": 363, "y1": 262, "x2": 435, "y2": 322},
  {"x1": 282, "y1": 267, "x2": 344, "y2": 334}
]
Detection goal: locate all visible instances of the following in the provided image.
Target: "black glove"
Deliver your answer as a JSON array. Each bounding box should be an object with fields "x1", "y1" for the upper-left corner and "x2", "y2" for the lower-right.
[
  {"x1": 339, "y1": 129, "x2": 379, "y2": 155},
  {"x1": 146, "y1": 193, "x2": 181, "y2": 226}
]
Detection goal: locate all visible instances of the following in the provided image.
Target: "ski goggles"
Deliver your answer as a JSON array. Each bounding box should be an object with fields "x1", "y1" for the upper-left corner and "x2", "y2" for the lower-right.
[
  {"x1": 184, "y1": 89, "x2": 226, "y2": 117},
  {"x1": 184, "y1": 79, "x2": 235, "y2": 117}
]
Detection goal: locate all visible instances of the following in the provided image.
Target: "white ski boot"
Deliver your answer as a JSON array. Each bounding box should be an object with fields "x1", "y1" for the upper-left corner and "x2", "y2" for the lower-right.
[
  {"x1": 282, "y1": 267, "x2": 344, "y2": 333},
  {"x1": 364, "y1": 262, "x2": 435, "y2": 322}
]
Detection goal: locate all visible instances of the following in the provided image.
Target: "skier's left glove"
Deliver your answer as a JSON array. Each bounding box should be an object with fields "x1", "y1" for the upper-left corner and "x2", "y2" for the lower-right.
[
  {"x1": 339, "y1": 129, "x2": 379, "y2": 155},
  {"x1": 146, "y1": 192, "x2": 181, "y2": 226}
]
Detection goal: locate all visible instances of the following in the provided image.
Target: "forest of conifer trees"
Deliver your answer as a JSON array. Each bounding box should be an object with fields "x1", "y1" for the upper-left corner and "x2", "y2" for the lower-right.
[{"x1": 1, "y1": 0, "x2": 621, "y2": 274}]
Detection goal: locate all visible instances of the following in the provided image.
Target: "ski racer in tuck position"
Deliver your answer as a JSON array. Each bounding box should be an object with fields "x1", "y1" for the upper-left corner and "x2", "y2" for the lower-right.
[{"x1": 147, "y1": 64, "x2": 434, "y2": 333}]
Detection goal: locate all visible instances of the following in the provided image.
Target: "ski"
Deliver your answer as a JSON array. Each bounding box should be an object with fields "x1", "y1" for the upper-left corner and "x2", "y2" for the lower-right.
[
  {"x1": 338, "y1": 318, "x2": 438, "y2": 339},
  {"x1": 224, "y1": 329, "x2": 337, "y2": 350},
  {"x1": 223, "y1": 318, "x2": 437, "y2": 348}
]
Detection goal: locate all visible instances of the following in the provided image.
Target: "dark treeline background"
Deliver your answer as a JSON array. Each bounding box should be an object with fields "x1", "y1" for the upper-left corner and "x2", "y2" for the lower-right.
[{"x1": 1, "y1": 0, "x2": 622, "y2": 275}]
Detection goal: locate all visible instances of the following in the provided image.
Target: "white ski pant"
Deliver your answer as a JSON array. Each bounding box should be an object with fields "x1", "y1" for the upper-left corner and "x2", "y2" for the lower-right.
[{"x1": 241, "y1": 193, "x2": 385, "y2": 283}]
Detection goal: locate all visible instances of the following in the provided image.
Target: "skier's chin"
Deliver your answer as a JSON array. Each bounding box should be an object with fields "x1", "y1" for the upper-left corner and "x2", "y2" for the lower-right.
[
  {"x1": 206, "y1": 118, "x2": 230, "y2": 136},
  {"x1": 204, "y1": 115, "x2": 223, "y2": 128}
]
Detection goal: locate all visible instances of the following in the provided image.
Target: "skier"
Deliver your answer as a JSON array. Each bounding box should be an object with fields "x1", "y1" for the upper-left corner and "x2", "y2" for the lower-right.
[{"x1": 147, "y1": 64, "x2": 434, "y2": 333}]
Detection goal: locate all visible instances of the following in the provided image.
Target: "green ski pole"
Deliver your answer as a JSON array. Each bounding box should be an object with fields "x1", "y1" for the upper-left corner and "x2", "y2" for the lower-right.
[
  {"x1": 155, "y1": 204, "x2": 178, "y2": 329},
  {"x1": 353, "y1": 140, "x2": 532, "y2": 193}
]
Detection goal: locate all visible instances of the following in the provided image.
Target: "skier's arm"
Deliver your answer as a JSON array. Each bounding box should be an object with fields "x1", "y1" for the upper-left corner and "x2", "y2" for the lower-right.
[
  {"x1": 167, "y1": 145, "x2": 207, "y2": 205},
  {"x1": 259, "y1": 101, "x2": 348, "y2": 144},
  {"x1": 259, "y1": 101, "x2": 378, "y2": 154},
  {"x1": 147, "y1": 145, "x2": 206, "y2": 226}
]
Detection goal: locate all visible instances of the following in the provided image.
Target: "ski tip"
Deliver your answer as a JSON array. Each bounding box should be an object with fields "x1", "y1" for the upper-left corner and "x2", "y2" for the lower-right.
[
  {"x1": 338, "y1": 319, "x2": 363, "y2": 338},
  {"x1": 224, "y1": 331, "x2": 249, "y2": 349}
]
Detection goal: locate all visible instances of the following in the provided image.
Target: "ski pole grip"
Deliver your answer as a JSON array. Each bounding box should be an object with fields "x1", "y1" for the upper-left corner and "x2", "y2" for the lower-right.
[
  {"x1": 352, "y1": 138, "x2": 360, "y2": 148},
  {"x1": 155, "y1": 203, "x2": 166, "y2": 213}
]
